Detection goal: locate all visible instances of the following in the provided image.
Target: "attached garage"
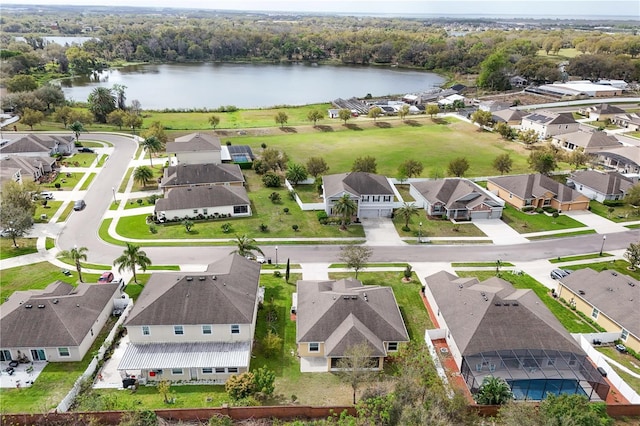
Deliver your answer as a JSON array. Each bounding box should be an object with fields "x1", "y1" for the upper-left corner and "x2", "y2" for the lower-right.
[{"x1": 359, "y1": 208, "x2": 393, "y2": 218}]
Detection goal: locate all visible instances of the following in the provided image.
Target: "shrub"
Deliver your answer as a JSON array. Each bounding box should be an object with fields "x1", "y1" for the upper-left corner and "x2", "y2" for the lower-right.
[
  {"x1": 225, "y1": 372, "x2": 255, "y2": 400},
  {"x1": 269, "y1": 192, "x2": 282, "y2": 203},
  {"x1": 292, "y1": 224, "x2": 299, "y2": 231},
  {"x1": 403, "y1": 265, "x2": 412, "y2": 279},
  {"x1": 253, "y1": 159, "x2": 268, "y2": 175},
  {"x1": 147, "y1": 194, "x2": 160, "y2": 205},
  {"x1": 522, "y1": 206, "x2": 535, "y2": 212},
  {"x1": 289, "y1": 190, "x2": 297, "y2": 201},
  {"x1": 261, "y1": 143, "x2": 267, "y2": 149},
  {"x1": 221, "y1": 223, "x2": 232, "y2": 233},
  {"x1": 137, "y1": 199, "x2": 143, "y2": 205},
  {"x1": 273, "y1": 271, "x2": 282, "y2": 278},
  {"x1": 603, "y1": 199, "x2": 625, "y2": 207},
  {"x1": 262, "y1": 172, "x2": 282, "y2": 188},
  {"x1": 54, "y1": 182, "x2": 61, "y2": 189},
  {"x1": 149, "y1": 223, "x2": 157, "y2": 234},
  {"x1": 259, "y1": 223, "x2": 268, "y2": 232},
  {"x1": 535, "y1": 208, "x2": 544, "y2": 214},
  {"x1": 317, "y1": 211, "x2": 328, "y2": 221},
  {"x1": 552, "y1": 212, "x2": 559, "y2": 218},
  {"x1": 283, "y1": 207, "x2": 289, "y2": 214},
  {"x1": 542, "y1": 206, "x2": 558, "y2": 213},
  {"x1": 226, "y1": 141, "x2": 232, "y2": 146}
]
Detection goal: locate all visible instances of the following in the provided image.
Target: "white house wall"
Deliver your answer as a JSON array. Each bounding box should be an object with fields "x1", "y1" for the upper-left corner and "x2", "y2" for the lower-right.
[
  {"x1": 174, "y1": 151, "x2": 221, "y2": 165},
  {"x1": 127, "y1": 323, "x2": 253, "y2": 344},
  {"x1": 159, "y1": 205, "x2": 251, "y2": 221}
]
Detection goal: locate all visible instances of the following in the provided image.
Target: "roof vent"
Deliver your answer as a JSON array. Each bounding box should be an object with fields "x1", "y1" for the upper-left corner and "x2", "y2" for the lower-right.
[
  {"x1": 629, "y1": 282, "x2": 635, "y2": 287},
  {"x1": 351, "y1": 295, "x2": 357, "y2": 300},
  {"x1": 494, "y1": 303, "x2": 502, "y2": 306},
  {"x1": 186, "y1": 276, "x2": 193, "y2": 281},
  {"x1": 25, "y1": 304, "x2": 33, "y2": 309},
  {"x1": 611, "y1": 272, "x2": 618, "y2": 276},
  {"x1": 76, "y1": 303, "x2": 80, "y2": 307},
  {"x1": 578, "y1": 290, "x2": 586, "y2": 295},
  {"x1": 53, "y1": 299, "x2": 59, "y2": 304},
  {"x1": 343, "y1": 296, "x2": 350, "y2": 300},
  {"x1": 503, "y1": 302, "x2": 510, "y2": 306},
  {"x1": 38, "y1": 304, "x2": 45, "y2": 309},
  {"x1": 458, "y1": 284, "x2": 463, "y2": 289},
  {"x1": 607, "y1": 287, "x2": 614, "y2": 292},
  {"x1": 212, "y1": 276, "x2": 217, "y2": 280},
  {"x1": 483, "y1": 296, "x2": 488, "y2": 301},
  {"x1": 512, "y1": 302, "x2": 519, "y2": 306},
  {"x1": 199, "y1": 276, "x2": 206, "y2": 281}
]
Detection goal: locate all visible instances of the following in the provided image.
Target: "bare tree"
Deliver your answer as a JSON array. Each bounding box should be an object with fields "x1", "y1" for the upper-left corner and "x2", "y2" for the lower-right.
[
  {"x1": 336, "y1": 342, "x2": 378, "y2": 404},
  {"x1": 339, "y1": 245, "x2": 372, "y2": 278}
]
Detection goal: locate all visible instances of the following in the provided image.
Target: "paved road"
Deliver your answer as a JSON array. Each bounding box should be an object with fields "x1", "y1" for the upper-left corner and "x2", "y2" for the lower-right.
[{"x1": 11, "y1": 132, "x2": 640, "y2": 267}]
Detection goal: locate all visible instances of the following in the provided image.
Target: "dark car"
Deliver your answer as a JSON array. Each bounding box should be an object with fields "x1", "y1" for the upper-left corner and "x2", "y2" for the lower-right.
[
  {"x1": 98, "y1": 272, "x2": 115, "y2": 283},
  {"x1": 550, "y1": 269, "x2": 570, "y2": 280},
  {"x1": 79, "y1": 147, "x2": 95, "y2": 153},
  {"x1": 73, "y1": 200, "x2": 86, "y2": 211}
]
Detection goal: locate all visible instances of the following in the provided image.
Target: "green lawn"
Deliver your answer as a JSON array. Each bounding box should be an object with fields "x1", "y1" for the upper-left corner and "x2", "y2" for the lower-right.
[
  {"x1": 596, "y1": 347, "x2": 640, "y2": 376},
  {"x1": 118, "y1": 168, "x2": 134, "y2": 193},
  {"x1": 130, "y1": 164, "x2": 164, "y2": 192},
  {"x1": 589, "y1": 200, "x2": 640, "y2": 223},
  {"x1": 500, "y1": 205, "x2": 586, "y2": 233},
  {"x1": 225, "y1": 118, "x2": 531, "y2": 177},
  {"x1": 0, "y1": 238, "x2": 37, "y2": 259},
  {"x1": 455, "y1": 271, "x2": 598, "y2": 333},
  {"x1": 123, "y1": 197, "x2": 156, "y2": 210},
  {"x1": 42, "y1": 172, "x2": 85, "y2": 190},
  {"x1": 80, "y1": 173, "x2": 96, "y2": 190},
  {"x1": 329, "y1": 263, "x2": 409, "y2": 268},
  {"x1": 549, "y1": 253, "x2": 613, "y2": 263},
  {"x1": 81, "y1": 141, "x2": 113, "y2": 148},
  {"x1": 0, "y1": 262, "x2": 101, "y2": 301},
  {"x1": 393, "y1": 214, "x2": 486, "y2": 238},
  {"x1": 395, "y1": 184, "x2": 414, "y2": 202},
  {"x1": 56, "y1": 202, "x2": 75, "y2": 222},
  {"x1": 66, "y1": 152, "x2": 97, "y2": 166},
  {"x1": 45, "y1": 237, "x2": 55, "y2": 250},
  {"x1": 33, "y1": 201, "x2": 62, "y2": 223},
  {"x1": 563, "y1": 260, "x2": 640, "y2": 281},
  {"x1": 0, "y1": 317, "x2": 117, "y2": 414},
  {"x1": 451, "y1": 262, "x2": 514, "y2": 267},
  {"x1": 293, "y1": 184, "x2": 322, "y2": 203},
  {"x1": 56, "y1": 255, "x2": 111, "y2": 271},
  {"x1": 96, "y1": 154, "x2": 107, "y2": 167}
]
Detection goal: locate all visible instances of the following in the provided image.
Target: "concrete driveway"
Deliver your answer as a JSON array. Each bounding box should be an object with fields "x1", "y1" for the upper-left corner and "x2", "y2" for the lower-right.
[
  {"x1": 564, "y1": 210, "x2": 630, "y2": 234},
  {"x1": 361, "y1": 218, "x2": 405, "y2": 246},
  {"x1": 472, "y1": 219, "x2": 529, "y2": 245}
]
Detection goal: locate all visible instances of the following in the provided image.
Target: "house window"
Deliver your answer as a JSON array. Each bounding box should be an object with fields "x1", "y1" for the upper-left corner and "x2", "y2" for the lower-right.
[
  {"x1": 383, "y1": 196, "x2": 391, "y2": 202},
  {"x1": 231, "y1": 324, "x2": 240, "y2": 334},
  {"x1": 361, "y1": 196, "x2": 370, "y2": 202},
  {"x1": 509, "y1": 193, "x2": 513, "y2": 199},
  {"x1": 234, "y1": 205, "x2": 248, "y2": 214},
  {"x1": 0, "y1": 350, "x2": 11, "y2": 361},
  {"x1": 172, "y1": 368, "x2": 183, "y2": 375},
  {"x1": 387, "y1": 342, "x2": 398, "y2": 352},
  {"x1": 202, "y1": 325, "x2": 212, "y2": 335},
  {"x1": 174, "y1": 325, "x2": 184, "y2": 335},
  {"x1": 142, "y1": 326, "x2": 150, "y2": 336},
  {"x1": 228, "y1": 367, "x2": 239, "y2": 373},
  {"x1": 215, "y1": 367, "x2": 225, "y2": 373},
  {"x1": 193, "y1": 209, "x2": 198, "y2": 215},
  {"x1": 309, "y1": 342, "x2": 319, "y2": 352},
  {"x1": 591, "y1": 308, "x2": 599, "y2": 319},
  {"x1": 203, "y1": 208, "x2": 208, "y2": 215},
  {"x1": 202, "y1": 367, "x2": 213, "y2": 374},
  {"x1": 543, "y1": 199, "x2": 551, "y2": 206},
  {"x1": 373, "y1": 196, "x2": 380, "y2": 202},
  {"x1": 58, "y1": 347, "x2": 70, "y2": 357},
  {"x1": 621, "y1": 329, "x2": 629, "y2": 341}
]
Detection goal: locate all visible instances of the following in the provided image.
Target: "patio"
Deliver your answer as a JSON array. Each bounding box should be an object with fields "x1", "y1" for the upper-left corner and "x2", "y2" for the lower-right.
[{"x1": 0, "y1": 360, "x2": 47, "y2": 389}]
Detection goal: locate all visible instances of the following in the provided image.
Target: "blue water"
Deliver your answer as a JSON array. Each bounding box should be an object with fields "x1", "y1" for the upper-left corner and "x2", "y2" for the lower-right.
[
  {"x1": 232, "y1": 154, "x2": 251, "y2": 163},
  {"x1": 509, "y1": 379, "x2": 588, "y2": 400}
]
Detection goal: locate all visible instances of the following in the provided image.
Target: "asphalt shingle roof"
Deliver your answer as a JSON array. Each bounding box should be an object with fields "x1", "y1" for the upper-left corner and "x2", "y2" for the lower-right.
[
  {"x1": 161, "y1": 163, "x2": 244, "y2": 188},
  {"x1": 568, "y1": 170, "x2": 635, "y2": 196},
  {"x1": 155, "y1": 185, "x2": 250, "y2": 211},
  {"x1": 489, "y1": 174, "x2": 584, "y2": 203},
  {"x1": 411, "y1": 179, "x2": 501, "y2": 211},
  {"x1": 166, "y1": 133, "x2": 221, "y2": 153},
  {"x1": 323, "y1": 172, "x2": 394, "y2": 198}
]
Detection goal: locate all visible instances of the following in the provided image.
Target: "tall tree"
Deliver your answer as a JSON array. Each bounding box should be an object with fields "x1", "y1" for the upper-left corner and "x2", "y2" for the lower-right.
[
  {"x1": 470, "y1": 110, "x2": 493, "y2": 130},
  {"x1": 113, "y1": 243, "x2": 151, "y2": 284},
  {"x1": 306, "y1": 156, "x2": 329, "y2": 178},
  {"x1": 447, "y1": 157, "x2": 470, "y2": 177},
  {"x1": 275, "y1": 111, "x2": 288, "y2": 128},
  {"x1": 539, "y1": 394, "x2": 612, "y2": 426},
  {"x1": 519, "y1": 129, "x2": 539, "y2": 148},
  {"x1": 52, "y1": 106, "x2": 73, "y2": 128},
  {"x1": 20, "y1": 108, "x2": 44, "y2": 130},
  {"x1": 624, "y1": 242, "x2": 640, "y2": 270},
  {"x1": 626, "y1": 183, "x2": 640, "y2": 205},
  {"x1": 474, "y1": 376, "x2": 513, "y2": 405},
  {"x1": 307, "y1": 109, "x2": 324, "y2": 126},
  {"x1": 0, "y1": 204, "x2": 33, "y2": 248},
  {"x1": 398, "y1": 159, "x2": 423, "y2": 178},
  {"x1": 142, "y1": 121, "x2": 168, "y2": 144},
  {"x1": 339, "y1": 245, "x2": 372, "y2": 279},
  {"x1": 106, "y1": 109, "x2": 127, "y2": 129},
  {"x1": 87, "y1": 87, "x2": 116, "y2": 123},
  {"x1": 333, "y1": 194, "x2": 357, "y2": 230},
  {"x1": 112, "y1": 84, "x2": 127, "y2": 110},
  {"x1": 133, "y1": 166, "x2": 154, "y2": 188},
  {"x1": 58, "y1": 246, "x2": 89, "y2": 283},
  {"x1": 141, "y1": 136, "x2": 162, "y2": 167},
  {"x1": 336, "y1": 343, "x2": 377, "y2": 404},
  {"x1": 208, "y1": 114, "x2": 220, "y2": 130},
  {"x1": 477, "y1": 51, "x2": 511, "y2": 91},
  {"x1": 396, "y1": 202, "x2": 420, "y2": 230},
  {"x1": 399, "y1": 104, "x2": 410, "y2": 121},
  {"x1": 426, "y1": 104, "x2": 440, "y2": 118},
  {"x1": 367, "y1": 106, "x2": 382, "y2": 121},
  {"x1": 231, "y1": 234, "x2": 264, "y2": 258},
  {"x1": 492, "y1": 153, "x2": 513, "y2": 175},
  {"x1": 338, "y1": 109, "x2": 352, "y2": 124},
  {"x1": 285, "y1": 162, "x2": 308, "y2": 186},
  {"x1": 494, "y1": 122, "x2": 516, "y2": 140},
  {"x1": 528, "y1": 150, "x2": 557, "y2": 175},
  {"x1": 69, "y1": 121, "x2": 86, "y2": 144},
  {"x1": 123, "y1": 112, "x2": 143, "y2": 135},
  {"x1": 352, "y1": 156, "x2": 377, "y2": 173},
  {"x1": 568, "y1": 147, "x2": 589, "y2": 169}
]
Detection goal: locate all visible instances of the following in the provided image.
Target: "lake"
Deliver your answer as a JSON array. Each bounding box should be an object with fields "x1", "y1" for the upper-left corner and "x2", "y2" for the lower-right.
[{"x1": 59, "y1": 63, "x2": 445, "y2": 110}]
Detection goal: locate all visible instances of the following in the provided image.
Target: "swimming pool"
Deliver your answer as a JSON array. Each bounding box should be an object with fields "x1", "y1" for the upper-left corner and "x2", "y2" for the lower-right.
[
  {"x1": 509, "y1": 379, "x2": 588, "y2": 400},
  {"x1": 232, "y1": 154, "x2": 251, "y2": 163}
]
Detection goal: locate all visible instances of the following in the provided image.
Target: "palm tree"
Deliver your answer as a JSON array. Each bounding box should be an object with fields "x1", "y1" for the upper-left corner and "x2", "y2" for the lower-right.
[
  {"x1": 475, "y1": 376, "x2": 513, "y2": 405},
  {"x1": 333, "y1": 194, "x2": 357, "y2": 230},
  {"x1": 141, "y1": 136, "x2": 162, "y2": 167},
  {"x1": 395, "y1": 202, "x2": 420, "y2": 230},
  {"x1": 69, "y1": 121, "x2": 85, "y2": 144},
  {"x1": 113, "y1": 243, "x2": 152, "y2": 284},
  {"x1": 133, "y1": 166, "x2": 154, "y2": 188},
  {"x1": 58, "y1": 246, "x2": 88, "y2": 283},
  {"x1": 231, "y1": 234, "x2": 264, "y2": 258}
]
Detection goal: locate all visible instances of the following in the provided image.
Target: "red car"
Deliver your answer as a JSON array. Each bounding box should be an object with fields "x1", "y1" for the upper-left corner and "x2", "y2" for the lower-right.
[{"x1": 99, "y1": 272, "x2": 114, "y2": 283}]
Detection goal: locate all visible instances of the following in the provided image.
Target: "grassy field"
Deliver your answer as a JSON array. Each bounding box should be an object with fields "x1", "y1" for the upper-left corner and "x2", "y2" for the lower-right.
[
  {"x1": 500, "y1": 205, "x2": 587, "y2": 233},
  {"x1": 536, "y1": 48, "x2": 583, "y2": 60},
  {"x1": 589, "y1": 200, "x2": 640, "y2": 223},
  {"x1": 456, "y1": 271, "x2": 598, "y2": 333},
  {"x1": 0, "y1": 238, "x2": 37, "y2": 259},
  {"x1": 0, "y1": 317, "x2": 117, "y2": 414},
  {"x1": 0, "y1": 262, "x2": 102, "y2": 301},
  {"x1": 294, "y1": 183, "x2": 322, "y2": 203},
  {"x1": 393, "y1": 214, "x2": 486, "y2": 238},
  {"x1": 451, "y1": 261, "x2": 514, "y2": 267}
]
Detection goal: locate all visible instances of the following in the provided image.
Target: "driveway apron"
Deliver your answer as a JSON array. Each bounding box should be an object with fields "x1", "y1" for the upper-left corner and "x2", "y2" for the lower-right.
[
  {"x1": 361, "y1": 218, "x2": 405, "y2": 246},
  {"x1": 472, "y1": 219, "x2": 529, "y2": 245}
]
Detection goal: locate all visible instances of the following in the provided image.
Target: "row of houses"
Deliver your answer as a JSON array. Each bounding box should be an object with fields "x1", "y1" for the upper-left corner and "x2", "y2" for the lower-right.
[
  {"x1": 0, "y1": 135, "x2": 75, "y2": 185},
  {"x1": 4, "y1": 253, "x2": 637, "y2": 402}
]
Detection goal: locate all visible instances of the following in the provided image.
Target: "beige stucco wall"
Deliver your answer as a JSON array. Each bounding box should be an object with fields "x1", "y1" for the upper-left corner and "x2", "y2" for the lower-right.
[
  {"x1": 297, "y1": 342, "x2": 326, "y2": 357},
  {"x1": 486, "y1": 182, "x2": 526, "y2": 209}
]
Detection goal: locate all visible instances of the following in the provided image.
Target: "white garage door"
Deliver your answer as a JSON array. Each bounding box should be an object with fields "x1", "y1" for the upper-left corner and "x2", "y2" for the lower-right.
[{"x1": 360, "y1": 208, "x2": 392, "y2": 218}]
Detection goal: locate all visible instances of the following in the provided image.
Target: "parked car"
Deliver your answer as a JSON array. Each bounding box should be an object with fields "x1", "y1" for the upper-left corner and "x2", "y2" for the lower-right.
[
  {"x1": 255, "y1": 255, "x2": 266, "y2": 264},
  {"x1": 73, "y1": 200, "x2": 86, "y2": 211},
  {"x1": 550, "y1": 269, "x2": 570, "y2": 280},
  {"x1": 79, "y1": 147, "x2": 95, "y2": 153},
  {"x1": 40, "y1": 191, "x2": 54, "y2": 200},
  {"x1": 0, "y1": 228, "x2": 15, "y2": 238},
  {"x1": 98, "y1": 272, "x2": 115, "y2": 283},
  {"x1": 615, "y1": 344, "x2": 627, "y2": 353}
]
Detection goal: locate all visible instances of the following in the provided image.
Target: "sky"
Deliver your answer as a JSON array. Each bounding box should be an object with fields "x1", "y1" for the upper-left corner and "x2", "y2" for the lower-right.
[{"x1": 5, "y1": 0, "x2": 640, "y2": 18}]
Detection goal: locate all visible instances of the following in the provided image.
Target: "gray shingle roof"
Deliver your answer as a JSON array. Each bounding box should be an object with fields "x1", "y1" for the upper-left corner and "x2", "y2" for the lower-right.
[
  {"x1": 161, "y1": 163, "x2": 244, "y2": 188},
  {"x1": 489, "y1": 174, "x2": 584, "y2": 203},
  {"x1": 425, "y1": 271, "x2": 584, "y2": 356},
  {"x1": 0, "y1": 135, "x2": 73, "y2": 154},
  {"x1": 166, "y1": 133, "x2": 221, "y2": 153},
  {"x1": 155, "y1": 185, "x2": 249, "y2": 211},
  {"x1": 592, "y1": 103, "x2": 625, "y2": 115},
  {"x1": 568, "y1": 170, "x2": 635, "y2": 196},
  {"x1": 491, "y1": 109, "x2": 526, "y2": 123},
  {"x1": 323, "y1": 172, "x2": 394, "y2": 198},
  {"x1": 296, "y1": 278, "x2": 409, "y2": 356},
  {"x1": 0, "y1": 281, "x2": 120, "y2": 348},
  {"x1": 125, "y1": 254, "x2": 260, "y2": 326},
  {"x1": 556, "y1": 131, "x2": 621, "y2": 152},
  {"x1": 411, "y1": 179, "x2": 501, "y2": 210},
  {"x1": 560, "y1": 268, "x2": 639, "y2": 338}
]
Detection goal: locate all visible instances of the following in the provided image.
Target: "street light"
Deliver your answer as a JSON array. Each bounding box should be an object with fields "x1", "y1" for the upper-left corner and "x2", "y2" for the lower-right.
[
  {"x1": 418, "y1": 222, "x2": 423, "y2": 243},
  {"x1": 600, "y1": 235, "x2": 607, "y2": 256},
  {"x1": 112, "y1": 187, "x2": 117, "y2": 205},
  {"x1": 275, "y1": 246, "x2": 279, "y2": 267}
]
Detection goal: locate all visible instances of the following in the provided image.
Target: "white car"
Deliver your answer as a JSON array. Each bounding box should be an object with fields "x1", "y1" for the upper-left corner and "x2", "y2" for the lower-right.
[
  {"x1": 0, "y1": 228, "x2": 15, "y2": 238},
  {"x1": 255, "y1": 255, "x2": 266, "y2": 264}
]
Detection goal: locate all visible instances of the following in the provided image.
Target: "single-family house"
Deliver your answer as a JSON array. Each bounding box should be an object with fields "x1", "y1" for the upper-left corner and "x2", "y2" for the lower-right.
[
  {"x1": 552, "y1": 130, "x2": 621, "y2": 154},
  {"x1": 160, "y1": 163, "x2": 245, "y2": 194},
  {"x1": 410, "y1": 178, "x2": 504, "y2": 220},
  {"x1": 438, "y1": 94, "x2": 466, "y2": 108},
  {"x1": 0, "y1": 155, "x2": 56, "y2": 182},
  {"x1": 155, "y1": 186, "x2": 251, "y2": 222},
  {"x1": 490, "y1": 109, "x2": 527, "y2": 125},
  {"x1": 0, "y1": 165, "x2": 22, "y2": 187},
  {"x1": 402, "y1": 94, "x2": 419, "y2": 105},
  {"x1": 479, "y1": 100, "x2": 512, "y2": 113},
  {"x1": 611, "y1": 113, "x2": 640, "y2": 132},
  {"x1": 520, "y1": 111, "x2": 580, "y2": 139},
  {"x1": 328, "y1": 109, "x2": 341, "y2": 119},
  {"x1": 295, "y1": 277, "x2": 409, "y2": 372},
  {"x1": 558, "y1": 268, "x2": 640, "y2": 353},
  {"x1": 221, "y1": 145, "x2": 255, "y2": 165},
  {"x1": 487, "y1": 174, "x2": 590, "y2": 212},
  {"x1": 0, "y1": 134, "x2": 74, "y2": 157},
  {"x1": 596, "y1": 146, "x2": 640, "y2": 174},
  {"x1": 322, "y1": 172, "x2": 395, "y2": 219},
  {"x1": 166, "y1": 133, "x2": 221, "y2": 165},
  {"x1": 423, "y1": 271, "x2": 609, "y2": 401},
  {"x1": 0, "y1": 281, "x2": 121, "y2": 363},
  {"x1": 119, "y1": 254, "x2": 261, "y2": 383},
  {"x1": 566, "y1": 170, "x2": 635, "y2": 203},
  {"x1": 580, "y1": 103, "x2": 625, "y2": 121}
]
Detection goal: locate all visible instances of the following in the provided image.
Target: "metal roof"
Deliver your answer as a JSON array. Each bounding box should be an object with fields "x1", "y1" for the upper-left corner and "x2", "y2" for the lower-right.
[{"x1": 118, "y1": 341, "x2": 251, "y2": 370}]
